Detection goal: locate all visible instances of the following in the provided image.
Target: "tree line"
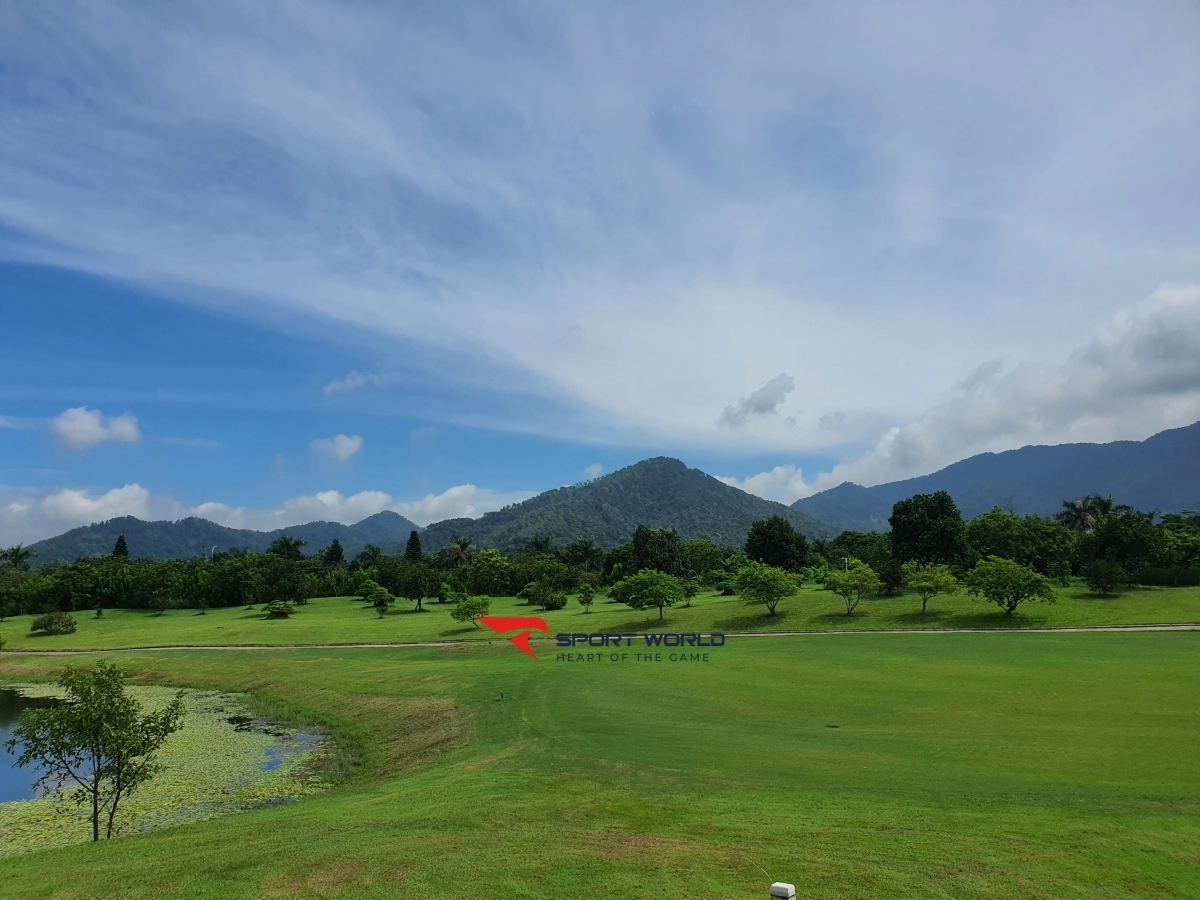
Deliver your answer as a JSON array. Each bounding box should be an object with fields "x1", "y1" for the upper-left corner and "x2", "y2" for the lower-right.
[{"x1": 1, "y1": 492, "x2": 1197, "y2": 623}]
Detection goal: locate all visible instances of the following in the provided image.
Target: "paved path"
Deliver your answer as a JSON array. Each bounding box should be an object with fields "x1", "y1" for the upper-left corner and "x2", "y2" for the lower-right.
[{"x1": 3, "y1": 622, "x2": 1198, "y2": 655}]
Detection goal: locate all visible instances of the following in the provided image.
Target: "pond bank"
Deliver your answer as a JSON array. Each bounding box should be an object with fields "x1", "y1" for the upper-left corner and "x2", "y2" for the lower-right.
[{"x1": 0, "y1": 684, "x2": 330, "y2": 857}]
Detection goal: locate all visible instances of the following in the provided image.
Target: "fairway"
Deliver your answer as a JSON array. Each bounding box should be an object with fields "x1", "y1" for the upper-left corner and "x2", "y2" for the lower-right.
[
  {"x1": 1, "y1": 631, "x2": 1197, "y2": 898},
  {"x1": 4, "y1": 582, "x2": 1200, "y2": 651}
]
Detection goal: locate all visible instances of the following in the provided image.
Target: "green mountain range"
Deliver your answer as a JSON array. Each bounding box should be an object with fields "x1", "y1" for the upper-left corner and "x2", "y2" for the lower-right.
[
  {"x1": 26, "y1": 511, "x2": 421, "y2": 565},
  {"x1": 25, "y1": 457, "x2": 835, "y2": 563},
  {"x1": 420, "y1": 456, "x2": 835, "y2": 550},
  {"x1": 792, "y1": 421, "x2": 1200, "y2": 532}
]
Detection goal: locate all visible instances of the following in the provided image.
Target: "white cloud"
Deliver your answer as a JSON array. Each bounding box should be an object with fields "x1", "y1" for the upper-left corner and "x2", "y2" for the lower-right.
[
  {"x1": 50, "y1": 407, "x2": 141, "y2": 450},
  {"x1": 0, "y1": 479, "x2": 536, "y2": 544},
  {"x1": 583, "y1": 463, "x2": 603, "y2": 480},
  {"x1": 275, "y1": 489, "x2": 391, "y2": 523},
  {"x1": 779, "y1": 285, "x2": 1200, "y2": 493},
  {"x1": 3, "y1": 3, "x2": 1197, "y2": 453},
  {"x1": 720, "y1": 374, "x2": 796, "y2": 428},
  {"x1": 323, "y1": 371, "x2": 396, "y2": 395},
  {"x1": 717, "y1": 465, "x2": 813, "y2": 505},
  {"x1": 309, "y1": 434, "x2": 363, "y2": 463},
  {"x1": 39, "y1": 483, "x2": 152, "y2": 522}
]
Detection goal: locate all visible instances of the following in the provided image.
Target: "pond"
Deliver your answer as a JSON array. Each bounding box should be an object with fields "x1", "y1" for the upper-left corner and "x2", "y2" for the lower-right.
[
  {"x1": 0, "y1": 689, "x2": 58, "y2": 803},
  {"x1": 0, "y1": 685, "x2": 330, "y2": 857}
]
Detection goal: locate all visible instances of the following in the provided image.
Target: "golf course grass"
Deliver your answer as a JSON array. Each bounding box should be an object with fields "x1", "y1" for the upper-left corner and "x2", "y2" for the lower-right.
[
  {"x1": 0, "y1": 628, "x2": 1197, "y2": 898},
  {"x1": 2, "y1": 582, "x2": 1199, "y2": 652}
]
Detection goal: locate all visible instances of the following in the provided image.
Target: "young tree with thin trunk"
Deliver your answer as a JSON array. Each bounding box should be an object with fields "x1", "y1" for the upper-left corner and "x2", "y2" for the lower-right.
[
  {"x1": 6, "y1": 661, "x2": 184, "y2": 841},
  {"x1": 825, "y1": 559, "x2": 883, "y2": 615},
  {"x1": 900, "y1": 562, "x2": 958, "y2": 614},
  {"x1": 733, "y1": 561, "x2": 798, "y2": 616}
]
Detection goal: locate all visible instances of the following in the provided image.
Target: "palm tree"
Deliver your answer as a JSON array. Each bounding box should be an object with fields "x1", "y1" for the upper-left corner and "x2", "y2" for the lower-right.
[
  {"x1": 1056, "y1": 494, "x2": 1135, "y2": 533},
  {"x1": 439, "y1": 536, "x2": 476, "y2": 568},
  {"x1": 0, "y1": 544, "x2": 36, "y2": 572},
  {"x1": 268, "y1": 535, "x2": 307, "y2": 560}
]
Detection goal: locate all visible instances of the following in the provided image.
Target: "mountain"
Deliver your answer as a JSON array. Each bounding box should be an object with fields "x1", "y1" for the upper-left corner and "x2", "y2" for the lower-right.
[
  {"x1": 420, "y1": 457, "x2": 836, "y2": 551},
  {"x1": 27, "y1": 510, "x2": 422, "y2": 565},
  {"x1": 792, "y1": 421, "x2": 1200, "y2": 532}
]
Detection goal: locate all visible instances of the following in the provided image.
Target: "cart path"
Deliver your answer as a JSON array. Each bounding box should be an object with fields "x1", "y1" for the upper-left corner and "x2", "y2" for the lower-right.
[{"x1": 2, "y1": 622, "x2": 1198, "y2": 655}]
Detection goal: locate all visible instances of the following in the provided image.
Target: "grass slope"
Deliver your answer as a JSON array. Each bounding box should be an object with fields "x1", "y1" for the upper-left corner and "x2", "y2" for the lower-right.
[
  {"x1": 0, "y1": 633, "x2": 1197, "y2": 898},
  {"x1": 2, "y1": 583, "x2": 1199, "y2": 651}
]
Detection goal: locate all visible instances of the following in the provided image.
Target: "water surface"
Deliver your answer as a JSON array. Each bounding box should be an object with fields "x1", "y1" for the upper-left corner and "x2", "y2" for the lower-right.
[{"x1": 0, "y1": 689, "x2": 58, "y2": 803}]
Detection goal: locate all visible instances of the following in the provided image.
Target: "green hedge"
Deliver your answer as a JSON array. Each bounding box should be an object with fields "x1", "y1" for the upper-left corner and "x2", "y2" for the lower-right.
[{"x1": 1133, "y1": 567, "x2": 1200, "y2": 587}]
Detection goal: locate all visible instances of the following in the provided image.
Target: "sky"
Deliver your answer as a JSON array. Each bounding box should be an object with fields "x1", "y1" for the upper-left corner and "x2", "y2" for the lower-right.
[{"x1": 2, "y1": 0, "x2": 1200, "y2": 545}]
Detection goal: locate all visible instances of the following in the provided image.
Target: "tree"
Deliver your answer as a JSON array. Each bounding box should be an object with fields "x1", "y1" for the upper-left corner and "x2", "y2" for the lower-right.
[
  {"x1": 353, "y1": 544, "x2": 384, "y2": 570},
  {"x1": 322, "y1": 539, "x2": 346, "y2": 569},
  {"x1": 404, "y1": 531, "x2": 423, "y2": 563},
  {"x1": 112, "y1": 535, "x2": 129, "y2": 558},
  {"x1": 268, "y1": 535, "x2": 307, "y2": 561},
  {"x1": 439, "y1": 536, "x2": 476, "y2": 568},
  {"x1": 964, "y1": 556, "x2": 1055, "y2": 615},
  {"x1": 900, "y1": 562, "x2": 958, "y2": 614},
  {"x1": 464, "y1": 549, "x2": 513, "y2": 596},
  {"x1": 631, "y1": 525, "x2": 688, "y2": 577},
  {"x1": 744, "y1": 516, "x2": 809, "y2": 572},
  {"x1": 733, "y1": 562, "x2": 798, "y2": 616},
  {"x1": 0, "y1": 544, "x2": 36, "y2": 572},
  {"x1": 889, "y1": 492, "x2": 968, "y2": 566},
  {"x1": 1079, "y1": 512, "x2": 1159, "y2": 576},
  {"x1": 577, "y1": 583, "x2": 595, "y2": 613},
  {"x1": 517, "y1": 580, "x2": 551, "y2": 608},
  {"x1": 564, "y1": 539, "x2": 604, "y2": 572},
  {"x1": 451, "y1": 595, "x2": 491, "y2": 627},
  {"x1": 394, "y1": 563, "x2": 438, "y2": 612},
  {"x1": 609, "y1": 569, "x2": 684, "y2": 620},
  {"x1": 6, "y1": 661, "x2": 184, "y2": 841},
  {"x1": 1055, "y1": 494, "x2": 1131, "y2": 533},
  {"x1": 680, "y1": 578, "x2": 699, "y2": 607},
  {"x1": 1082, "y1": 559, "x2": 1125, "y2": 595},
  {"x1": 825, "y1": 560, "x2": 882, "y2": 616}
]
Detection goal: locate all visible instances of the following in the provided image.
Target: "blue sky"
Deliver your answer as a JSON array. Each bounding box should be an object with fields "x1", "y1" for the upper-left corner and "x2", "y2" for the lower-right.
[{"x1": 2, "y1": 1, "x2": 1200, "y2": 543}]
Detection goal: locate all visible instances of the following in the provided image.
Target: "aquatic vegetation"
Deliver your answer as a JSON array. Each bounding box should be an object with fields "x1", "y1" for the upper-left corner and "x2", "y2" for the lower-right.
[{"x1": 0, "y1": 683, "x2": 328, "y2": 857}]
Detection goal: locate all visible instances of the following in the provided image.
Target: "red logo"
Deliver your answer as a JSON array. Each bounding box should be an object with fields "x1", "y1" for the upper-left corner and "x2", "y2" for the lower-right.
[{"x1": 479, "y1": 616, "x2": 549, "y2": 660}]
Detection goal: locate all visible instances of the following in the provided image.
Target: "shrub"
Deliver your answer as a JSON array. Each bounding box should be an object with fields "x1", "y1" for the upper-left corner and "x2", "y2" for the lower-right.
[
  {"x1": 1083, "y1": 560, "x2": 1126, "y2": 595},
  {"x1": 541, "y1": 591, "x2": 568, "y2": 611},
  {"x1": 30, "y1": 612, "x2": 77, "y2": 635},
  {"x1": 264, "y1": 600, "x2": 294, "y2": 619}
]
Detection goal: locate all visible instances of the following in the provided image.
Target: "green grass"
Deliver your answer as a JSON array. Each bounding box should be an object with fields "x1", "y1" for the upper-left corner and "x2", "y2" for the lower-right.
[
  {"x1": 0, "y1": 631, "x2": 1197, "y2": 898},
  {"x1": 2, "y1": 582, "x2": 1199, "y2": 652}
]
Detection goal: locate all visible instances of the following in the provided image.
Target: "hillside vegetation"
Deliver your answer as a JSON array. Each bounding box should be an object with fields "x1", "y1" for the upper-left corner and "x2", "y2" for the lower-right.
[
  {"x1": 26, "y1": 511, "x2": 421, "y2": 566},
  {"x1": 794, "y1": 420, "x2": 1200, "y2": 532},
  {"x1": 422, "y1": 457, "x2": 834, "y2": 550}
]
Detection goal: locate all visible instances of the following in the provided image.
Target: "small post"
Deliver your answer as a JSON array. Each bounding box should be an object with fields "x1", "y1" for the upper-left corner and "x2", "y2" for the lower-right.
[{"x1": 770, "y1": 883, "x2": 796, "y2": 900}]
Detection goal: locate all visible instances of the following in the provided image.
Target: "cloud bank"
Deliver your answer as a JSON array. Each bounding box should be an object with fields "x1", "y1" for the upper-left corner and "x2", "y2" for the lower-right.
[
  {"x1": 728, "y1": 285, "x2": 1200, "y2": 500},
  {"x1": 50, "y1": 407, "x2": 141, "y2": 450},
  {"x1": 2, "y1": 2, "x2": 1197, "y2": 453}
]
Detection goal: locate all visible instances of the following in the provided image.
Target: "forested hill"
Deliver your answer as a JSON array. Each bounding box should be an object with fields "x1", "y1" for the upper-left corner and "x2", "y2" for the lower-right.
[
  {"x1": 420, "y1": 456, "x2": 835, "y2": 551},
  {"x1": 27, "y1": 511, "x2": 421, "y2": 565},
  {"x1": 792, "y1": 421, "x2": 1200, "y2": 532}
]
